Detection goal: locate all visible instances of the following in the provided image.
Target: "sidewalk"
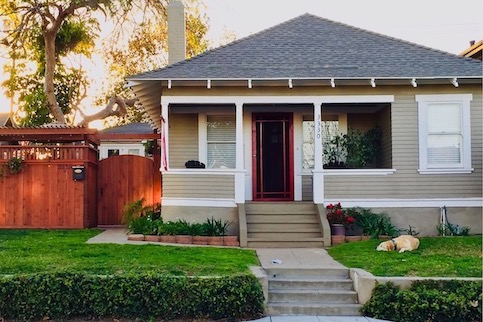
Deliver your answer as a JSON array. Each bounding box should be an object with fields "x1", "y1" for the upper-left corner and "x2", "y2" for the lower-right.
[{"x1": 87, "y1": 229, "x2": 392, "y2": 322}]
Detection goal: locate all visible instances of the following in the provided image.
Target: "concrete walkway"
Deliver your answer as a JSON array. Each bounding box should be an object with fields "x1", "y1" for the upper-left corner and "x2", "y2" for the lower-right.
[{"x1": 87, "y1": 229, "x2": 392, "y2": 322}]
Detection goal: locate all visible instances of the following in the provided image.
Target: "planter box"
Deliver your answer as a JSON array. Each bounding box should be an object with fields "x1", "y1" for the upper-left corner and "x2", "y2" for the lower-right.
[
  {"x1": 175, "y1": 235, "x2": 193, "y2": 244},
  {"x1": 160, "y1": 235, "x2": 177, "y2": 243},
  {"x1": 223, "y1": 236, "x2": 239, "y2": 247},
  {"x1": 144, "y1": 235, "x2": 160, "y2": 242},
  {"x1": 331, "y1": 235, "x2": 345, "y2": 245},
  {"x1": 127, "y1": 234, "x2": 145, "y2": 241},
  {"x1": 192, "y1": 236, "x2": 209, "y2": 245},
  {"x1": 345, "y1": 235, "x2": 362, "y2": 242},
  {"x1": 208, "y1": 236, "x2": 224, "y2": 246}
]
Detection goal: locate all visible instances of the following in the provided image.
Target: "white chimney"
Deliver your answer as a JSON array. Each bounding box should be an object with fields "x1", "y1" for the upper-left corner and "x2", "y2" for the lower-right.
[{"x1": 168, "y1": 0, "x2": 186, "y2": 65}]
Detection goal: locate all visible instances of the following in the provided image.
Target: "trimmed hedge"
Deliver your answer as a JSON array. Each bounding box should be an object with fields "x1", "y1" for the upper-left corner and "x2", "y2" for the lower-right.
[
  {"x1": 0, "y1": 272, "x2": 264, "y2": 321},
  {"x1": 361, "y1": 280, "x2": 482, "y2": 322}
]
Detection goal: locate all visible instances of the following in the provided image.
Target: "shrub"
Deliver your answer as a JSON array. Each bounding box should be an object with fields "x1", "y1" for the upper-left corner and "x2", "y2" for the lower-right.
[
  {"x1": 0, "y1": 272, "x2": 264, "y2": 321},
  {"x1": 361, "y1": 280, "x2": 482, "y2": 322},
  {"x1": 346, "y1": 207, "x2": 399, "y2": 238}
]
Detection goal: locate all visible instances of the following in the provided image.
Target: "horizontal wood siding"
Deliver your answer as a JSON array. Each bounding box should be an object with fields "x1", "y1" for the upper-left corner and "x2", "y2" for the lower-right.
[
  {"x1": 302, "y1": 175, "x2": 313, "y2": 201},
  {"x1": 163, "y1": 173, "x2": 235, "y2": 199},
  {"x1": 324, "y1": 87, "x2": 482, "y2": 199},
  {"x1": 169, "y1": 113, "x2": 198, "y2": 168},
  {"x1": 377, "y1": 107, "x2": 392, "y2": 168}
]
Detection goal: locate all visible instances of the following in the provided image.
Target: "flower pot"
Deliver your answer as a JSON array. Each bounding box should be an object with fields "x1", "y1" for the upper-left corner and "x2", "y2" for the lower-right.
[
  {"x1": 192, "y1": 236, "x2": 209, "y2": 245},
  {"x1": 160, "y1": 235, "x2": 177, "y2": 244},
  {"x1": 330, "y1": 224, "x2": 346, "y2": 236},
  {"x1": 175, "y1": 235, "x2": 193, "y2": 244},
  {"x1": 208, "y1": 236, "x2": 224, "y2": 246},
  {"x1": 223, "y1": 236, "x2": 239, "y2": 247},
  {"x1": 127, "y1": 234, "x2": 145, "y2": 241},
  {"x1": 144, "y1": 235, "x2": 160, "y2": 242}
]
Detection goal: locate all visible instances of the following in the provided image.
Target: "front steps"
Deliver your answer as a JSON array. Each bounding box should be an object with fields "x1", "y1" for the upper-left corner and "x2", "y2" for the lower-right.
[
  {"x1": 266, "y1": 267, "x2": 362, "y2": 316},
  {"x1": 244, "y1": 202, "x2": 326, "y2": 248}
]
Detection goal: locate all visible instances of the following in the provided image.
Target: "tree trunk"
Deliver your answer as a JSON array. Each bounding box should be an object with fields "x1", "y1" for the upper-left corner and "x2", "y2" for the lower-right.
[{"x1": 43, "y1": 31, "x2": 66, "y2": 124}]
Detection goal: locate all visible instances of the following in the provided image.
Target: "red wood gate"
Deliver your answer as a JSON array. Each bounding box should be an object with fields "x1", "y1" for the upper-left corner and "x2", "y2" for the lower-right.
[{"x1": 97, "y1": 155, "x2": 159, "y2": 226}]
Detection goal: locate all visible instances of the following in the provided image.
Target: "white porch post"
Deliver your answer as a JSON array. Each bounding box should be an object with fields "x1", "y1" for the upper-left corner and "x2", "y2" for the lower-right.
[
  {"x1": 313, "y1": 101, "x2": 324, "y2": 204},
  {"x1": 161, "y1": 103, "x2": 169, "y2": 171},
  {"x1": 235, "y1": 102, "x2": 245, "y2": 203}
]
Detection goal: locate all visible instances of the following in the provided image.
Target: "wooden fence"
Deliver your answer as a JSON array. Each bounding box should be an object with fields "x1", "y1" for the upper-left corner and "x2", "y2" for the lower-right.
[{"x1": 0, "y1": 145, "x2": 98, "y2": 228}]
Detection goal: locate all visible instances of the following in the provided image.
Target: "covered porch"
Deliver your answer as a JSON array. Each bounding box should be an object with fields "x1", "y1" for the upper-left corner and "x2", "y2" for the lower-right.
[{"x1": 159, "y1": 94, "x2": 396, "y2": 247}]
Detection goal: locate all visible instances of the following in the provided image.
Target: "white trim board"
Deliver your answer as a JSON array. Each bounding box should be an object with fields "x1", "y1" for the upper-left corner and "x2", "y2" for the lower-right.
[
  {"x1": 161, "y1": 197, "x2": 482, "y2": 208},
  {"x1": 324, "y1": 198, "x2": 483, "y2": 208},
  {"x1": 161, "y1": 95, "x2": 395, "y2": 105}
]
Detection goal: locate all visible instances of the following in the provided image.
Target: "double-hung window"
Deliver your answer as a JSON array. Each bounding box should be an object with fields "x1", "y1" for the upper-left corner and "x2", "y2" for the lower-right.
[
  {"x1": 416, "y1": 94, "x2": 473, "y2": 174},
  {"x1": 206, "y1": 115, "x2": 236, "y2": 169}
]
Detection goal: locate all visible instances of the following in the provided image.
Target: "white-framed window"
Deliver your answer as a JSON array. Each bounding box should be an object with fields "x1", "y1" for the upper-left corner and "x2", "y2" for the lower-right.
[
  {"x1": 416, "y1": 94, "x2": 473, "y2": 174},
  {"x1": 302, "y1": 117, "x2": 340, "y2": 170},
  {"x1": 203, "y1": 115, "x2": 236, "y2": 169},
  {"x1": 98, "y1": 143, "x2": 144, "y2": 160}
]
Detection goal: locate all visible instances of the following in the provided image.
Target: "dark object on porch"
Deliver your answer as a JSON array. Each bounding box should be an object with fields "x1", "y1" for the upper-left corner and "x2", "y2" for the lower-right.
[{"x1": 185, "y1": 160, "x2": 205, "y2": 168}]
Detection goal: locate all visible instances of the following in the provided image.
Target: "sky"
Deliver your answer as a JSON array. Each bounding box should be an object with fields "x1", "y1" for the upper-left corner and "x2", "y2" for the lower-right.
[{"x1": 0, "y1": 0, "x2": 482, "y2": 116}]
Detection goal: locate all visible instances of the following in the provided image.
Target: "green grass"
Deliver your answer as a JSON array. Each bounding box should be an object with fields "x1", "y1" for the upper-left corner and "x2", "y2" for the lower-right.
[
  {"x1": 328, "y1": 236, "x2": 482, "y2": 277},
  {"x1": 0, "y1": 229, "x2": 259, "y2": 276}
]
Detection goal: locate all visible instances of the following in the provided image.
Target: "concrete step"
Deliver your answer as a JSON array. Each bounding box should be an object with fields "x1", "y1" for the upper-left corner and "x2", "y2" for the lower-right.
[
  {"x1": 247, "y1": 239, "x2": 325, "y2": 248},
  {"x1": 265, "y1": 267, "x2": 350, "y2": 279},
  {"x1": 245, "y1": 202, "x2": 316, "y2": 214},
  {"x1": 248, "y1": 231, "x2": 323, "y2": 238},
  {"x1": 246, "y1": 214, "x2": 319, "y2": 223},
  {"x1": 248, "y1": 224, "x2": 322, "y2": 233},
  {"x1": 269, "y1": 278, "x2": 354, "y2": 291},
  {"x1": 268, "y1": 289, "x2": 359, "y2": 304},
  {"x1": 267, "y1": 302, "x2": 363, "y2": 316}
]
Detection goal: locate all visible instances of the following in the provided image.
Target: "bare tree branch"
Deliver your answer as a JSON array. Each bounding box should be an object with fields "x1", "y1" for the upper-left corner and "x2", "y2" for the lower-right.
[{"x1": 78, "y1": 96, "x2": 138, "y2": 126}]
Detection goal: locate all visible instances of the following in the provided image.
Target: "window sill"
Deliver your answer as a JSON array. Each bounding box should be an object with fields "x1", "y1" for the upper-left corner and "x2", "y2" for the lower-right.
[
  {"x1": 305, "y1": 169, "x2": 397, "y2": 176},
  {"x1": 162, "y1": 168, "x2": 245, "y2": 175},
  {"x1": 418, "y1": 168, "x2": 474, "y2": 175}
]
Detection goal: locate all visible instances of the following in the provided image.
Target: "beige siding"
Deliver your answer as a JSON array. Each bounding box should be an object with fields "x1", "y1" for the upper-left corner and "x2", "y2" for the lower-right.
[
  {"x1": 165, "y1": 84, "x2": 481, "y2": 201},
  {"x1": 324, "y1": 86, "x2": 482, "y2": 199},
  {"x1": 302, "y1": 175, "x2": 313, "y2": 201},
  {"x1": 169, "y1": 114, "x2": 198, "y2": 168},
  {"x1": 163, "y1": 173, "x2": 235, "y2": 199}
]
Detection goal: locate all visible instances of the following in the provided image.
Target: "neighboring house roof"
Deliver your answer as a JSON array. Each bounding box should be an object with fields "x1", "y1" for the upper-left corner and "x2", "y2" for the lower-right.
[
  {"x1": 459, "y1": 40, "x2": 482, "y2": 61},
  {"x1": 100, "y1": 122, "x2": 155, "y2": 134},
  {"x1": 98, "y1": 122, "x2": 159, "y2": 141},
  {"x1": 128, "y1": 13, "x2": 482, "y2": 81},
  {"x1": 0, "y1": 113, "x2": 13, "y2": 126}
]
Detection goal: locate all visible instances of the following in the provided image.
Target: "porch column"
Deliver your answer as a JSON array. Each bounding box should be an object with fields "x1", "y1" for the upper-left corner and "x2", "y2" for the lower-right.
[
  {"x1": 235, "y1": 102, "x2": 245, "y2": 203},
  {"x1": 160, "y1": 103, "x2": 169, "y2": 170},
  {"x1": 313, "y1": 101, "x2": 324, "y2": 204}
]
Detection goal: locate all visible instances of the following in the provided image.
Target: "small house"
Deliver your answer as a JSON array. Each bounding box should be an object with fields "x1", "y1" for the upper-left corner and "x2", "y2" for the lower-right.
[{"x1": 126, "y1": 6, "x2": 482, "y2": 246}]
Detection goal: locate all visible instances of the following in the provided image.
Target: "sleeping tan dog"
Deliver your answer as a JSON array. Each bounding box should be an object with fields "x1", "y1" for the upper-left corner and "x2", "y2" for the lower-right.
[{"x1": 376, "y1": 235, "x2": 420, "y2": 253}]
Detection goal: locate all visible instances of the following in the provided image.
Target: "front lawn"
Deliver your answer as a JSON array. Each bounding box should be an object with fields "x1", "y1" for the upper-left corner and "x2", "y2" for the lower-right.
[
  {"x1": 0, "y1": 229, "x2": 259, "y2": 276},
  {"x1": 327, "y1": 236, "x2": 482, "y2": 277}
]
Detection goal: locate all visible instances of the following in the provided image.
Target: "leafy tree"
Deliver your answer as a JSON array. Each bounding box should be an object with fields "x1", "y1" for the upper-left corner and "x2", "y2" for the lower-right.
[
  {"x1": 0, "y1": 0, "x2": 209, "y2": 126},
  {"x1": 98, "y1": 0, "x2": 209, "y2": 126}
]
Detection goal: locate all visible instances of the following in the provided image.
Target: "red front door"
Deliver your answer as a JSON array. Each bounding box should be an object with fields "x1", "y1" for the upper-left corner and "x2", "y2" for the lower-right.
[{"x1": 252, "y1": 113, "x2": 294, "y2": 201}]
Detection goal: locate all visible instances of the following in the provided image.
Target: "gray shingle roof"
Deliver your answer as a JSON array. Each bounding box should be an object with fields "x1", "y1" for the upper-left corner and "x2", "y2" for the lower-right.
[
  {"x1": 100, "y1": 122, "x2": 154, "y2": 134},
  {"x1": 128, "y1": 13, "x2": 482, "y2": 81}
]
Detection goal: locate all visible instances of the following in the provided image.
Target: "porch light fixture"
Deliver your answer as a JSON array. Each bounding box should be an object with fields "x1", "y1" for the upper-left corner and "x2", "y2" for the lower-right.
[
  {"x1": 370, "y1": 78, "x2": 376, "y2": 87},
  {"x1": 330, "y1": 78, "x2": 336, "y2": 88},
  {"x1": 411, "y1": 78, "x2": 417, "y2": 88},
  {"x1": 288, "y1": 78, "x2": 293, "y2": 88},
  {"x1": 207, "y1": 79, "x2": 211, "y2": 89},
  {"x1": 167, "y1": 79, "x2": 172, "y2": 89},
  {"x1": 451, "y1": 77, "x2": 459, "y2": 87},
  {"x1": 248, "y1": 79, "x2": 252, "y2": 89}
]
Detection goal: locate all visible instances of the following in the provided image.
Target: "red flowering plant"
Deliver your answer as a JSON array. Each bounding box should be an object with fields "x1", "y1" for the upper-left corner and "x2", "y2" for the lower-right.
[{"x1": 326, "y1": 202, "x2": 355, "y2": 226}]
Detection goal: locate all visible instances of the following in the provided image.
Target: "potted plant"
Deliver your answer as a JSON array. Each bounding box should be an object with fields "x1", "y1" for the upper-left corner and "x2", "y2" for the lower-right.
[{"x1": 326, "y1": 203, "x2": 355, "y2": 237}]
